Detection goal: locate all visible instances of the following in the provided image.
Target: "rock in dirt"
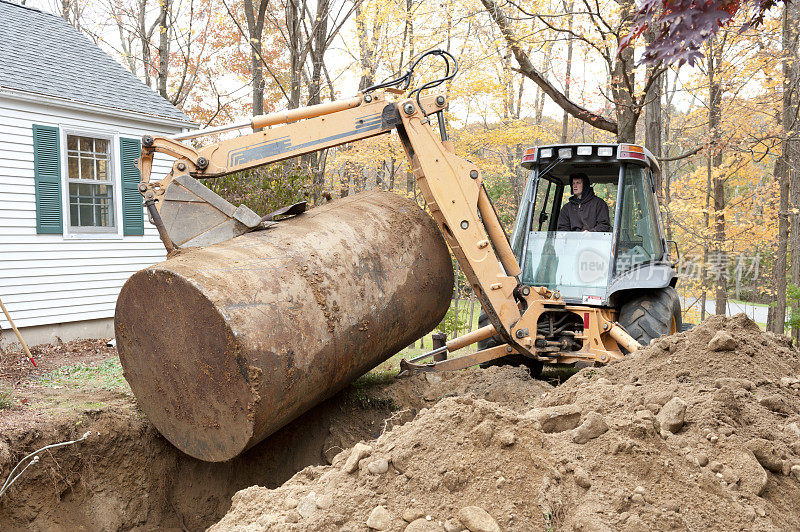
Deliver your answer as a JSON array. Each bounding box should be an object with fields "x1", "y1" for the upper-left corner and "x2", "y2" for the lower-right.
[
  {"x1": 457, "y1": 506, "x2": 500, "y2": 532},
  {"x1": 368, "y1": 457, "x2": 390, "y2": 475},
  {"x1": 366, "y1": 505, "x2": 393, "y2": 530},
  {"x1": 747, "y1": 439, "x2": 785, "y2": 473},
  {"x1": 471, "y1": 419, "x2": 494, "y2": 446},
  {"x1": 715, "y1": 377, "x2": 754, "y2": 391},
  {"x1": 315, "y1": 493, "x2": 333, "y2": 509},
  {"x1": 406, "y1": 517, "x2": 441, "y2": 532},
  {"x1": 0, "y1": 441, "x2": 10, "y2": 469},
  {"x1": 573, "y1": 466, "x2": 592, "y2": 488},
  {"x1": 622, "y1": 514, "x2": 648, "y2": 532},
  {"x1": 695, "y1": 452, "x2": 709, "y2": 467},
  {"x1": 709, "y1": 330, "x2": 737, "y2": 351},
  {"x1": 496, "y1": 429, "x2": 516, "y2": 446},
  {"x1": 343, "y1": 442, "x2": 372, "y2": 473},
  {"x1": 733, "y1": 450, "x2": 769, "y2": 496},
  {"x1": 284, "y1": 496, "x2": 299, "y2": 509},
  {"x1": 527, "y1": 404, "x2": 582, "y2": 433},
  {"x1": 759, "y1": 394, "x2": 793, "y2": 415},
  {"x1": 571, "y1": 411, "x2": 608, "y2": 444},
  {"x1": 444, "y1": 517, "x2": 466, "y2": 531},
  {"x1": 425, "y1": 373, "x2": 443, "y2": 385},
  {"x1": 657, "y1": 397, "x2": 687, "y2": 434},
  {"x1": 297, "y1": 492, "x2": 317, "y2": 518},
  {"x1": 403, "y1": 508, "x2": 425, "y2": 522}
]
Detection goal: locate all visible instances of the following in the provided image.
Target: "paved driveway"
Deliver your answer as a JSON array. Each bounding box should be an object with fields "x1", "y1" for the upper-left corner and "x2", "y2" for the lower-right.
[{"x1": 681, "y1": 297, "x2": 767, "y2": 323}]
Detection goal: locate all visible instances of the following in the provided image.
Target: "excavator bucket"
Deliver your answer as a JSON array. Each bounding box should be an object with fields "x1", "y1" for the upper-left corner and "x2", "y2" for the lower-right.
[{"x1": 156, "y1": 175, "x2": 263, "y2": 248}]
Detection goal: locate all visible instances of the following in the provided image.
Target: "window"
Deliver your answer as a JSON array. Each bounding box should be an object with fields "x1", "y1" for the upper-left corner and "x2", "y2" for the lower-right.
[
  {"x1": 32, "y1": 123, "x2": 143, "y2": 236},
  {"x1": 530, "y1": 175, "x2": 561, "y2": 232},
  {"x1": 66, "y1": 135, "x2": 115, "y2": 231},
  {"x1": 614, "y1": 165, "x2": 664, "y2": 273}
]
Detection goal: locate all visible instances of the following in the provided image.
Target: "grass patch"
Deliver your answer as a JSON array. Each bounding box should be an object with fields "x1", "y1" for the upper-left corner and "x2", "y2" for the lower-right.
[
  {"x1": 352, "y1": 371, "x2": 396, "y2": 388},
  {"x1": 348, "y1": 371, "x2": 399, "y2": 409},
  {"x1": 0, "y1": 386, "x2": 14, "y2": 409},
  {"x1": 729, "y1": 298, "x2": 768, "y2": 308},
  {"x1": 38, "y1": 357, "x2": 130, "y2": 393}
]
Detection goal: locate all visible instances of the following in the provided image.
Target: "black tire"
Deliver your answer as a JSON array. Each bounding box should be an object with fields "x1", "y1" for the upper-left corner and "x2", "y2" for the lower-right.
[
  {"x1": 477, "y1": 310, "x2": 543, "y2": 377},
  {"x1": 618, "y1": 286, "x2": 682, "y2": 346}
]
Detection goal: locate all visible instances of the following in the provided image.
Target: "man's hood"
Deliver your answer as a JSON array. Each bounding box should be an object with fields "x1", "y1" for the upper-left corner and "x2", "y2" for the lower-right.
[{"x1": 569, "y1": 186, "x2": 596, "y2": 204}]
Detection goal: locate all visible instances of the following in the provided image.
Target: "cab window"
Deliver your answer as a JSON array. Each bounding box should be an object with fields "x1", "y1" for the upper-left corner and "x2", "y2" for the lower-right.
[
  {"x1": 531, "y1": 175, "x2": 561, "y2": 231},
  {"x1": 615, "y1": 165, "x2": 663, "y2": 273}
]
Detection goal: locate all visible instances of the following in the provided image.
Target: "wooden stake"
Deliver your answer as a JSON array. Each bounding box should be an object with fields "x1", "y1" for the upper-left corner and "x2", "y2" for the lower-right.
[{"x1": 0, "y1": 297, "x2": 36, "y2": 367}]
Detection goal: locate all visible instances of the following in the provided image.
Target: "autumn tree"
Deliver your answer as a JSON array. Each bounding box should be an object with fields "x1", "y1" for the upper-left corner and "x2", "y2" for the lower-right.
[{"x1": 481, "y1": 0, "x2": 664, "y2": 143}]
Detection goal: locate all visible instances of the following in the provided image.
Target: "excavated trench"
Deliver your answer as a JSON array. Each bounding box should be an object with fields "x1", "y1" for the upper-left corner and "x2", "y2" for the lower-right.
[
  {"x1": 0, "y1": 364, "x2": 550, "y2": 531},
  {"x1": 0, "y1": 379, "x2": 413, "y2": 531}
]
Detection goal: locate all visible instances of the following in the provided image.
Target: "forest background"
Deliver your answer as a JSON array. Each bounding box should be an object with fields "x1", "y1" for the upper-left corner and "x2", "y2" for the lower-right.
[{"x1": 26, "y1": 0, "x2": 800, "y2": 339}]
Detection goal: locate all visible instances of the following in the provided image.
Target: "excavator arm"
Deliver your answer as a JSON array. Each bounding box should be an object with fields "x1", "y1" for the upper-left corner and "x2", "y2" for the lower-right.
[{"x1": 138, "y1": 89, "x2": 639, "y2": 370}]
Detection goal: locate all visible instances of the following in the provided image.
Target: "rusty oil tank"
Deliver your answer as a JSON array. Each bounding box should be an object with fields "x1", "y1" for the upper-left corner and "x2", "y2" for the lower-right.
[{"x1": 114, "y1": 190, "x2": 453, "y2": 462}]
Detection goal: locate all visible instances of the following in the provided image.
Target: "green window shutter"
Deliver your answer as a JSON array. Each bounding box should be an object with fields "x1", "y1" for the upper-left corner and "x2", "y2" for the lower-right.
[
  {"x1": 32, "y1": 124, "x2": 63, "y2": 234},
  {"x1": 120, "y1": 137, "x2": 144, "y2": 236}
]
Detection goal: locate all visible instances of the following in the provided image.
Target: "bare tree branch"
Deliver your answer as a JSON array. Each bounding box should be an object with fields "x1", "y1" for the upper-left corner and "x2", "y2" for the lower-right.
[{"x1": 481, "y1": 0, "x2": 618, "y2": 134}]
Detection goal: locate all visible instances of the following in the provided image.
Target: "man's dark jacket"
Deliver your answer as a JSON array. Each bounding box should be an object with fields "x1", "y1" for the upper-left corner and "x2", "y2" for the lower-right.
[{"x1": 556, "y1": 187, "x2": 611, "y2": 232}]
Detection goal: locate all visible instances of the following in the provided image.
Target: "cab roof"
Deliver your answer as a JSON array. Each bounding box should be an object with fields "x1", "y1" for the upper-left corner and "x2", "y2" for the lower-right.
[{"x1": 520, "y1": 144, "x2": 660, "y2": 179}]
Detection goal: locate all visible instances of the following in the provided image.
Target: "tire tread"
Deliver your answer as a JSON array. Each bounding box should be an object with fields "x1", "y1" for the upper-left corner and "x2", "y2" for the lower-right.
[{"x1": 618, "y1": 287, "x2": 682, "y2": 346}]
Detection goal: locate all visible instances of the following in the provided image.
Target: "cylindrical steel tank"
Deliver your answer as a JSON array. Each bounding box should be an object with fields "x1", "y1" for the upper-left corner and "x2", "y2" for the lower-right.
[{"x1": 115, "y1": 190, "x2": 453, "y2": 462}]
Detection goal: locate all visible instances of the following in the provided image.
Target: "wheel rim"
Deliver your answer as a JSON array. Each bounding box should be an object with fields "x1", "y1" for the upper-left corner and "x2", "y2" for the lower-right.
[{"x1": 669, "y1": 315, "x2": 678, "y2": 335}]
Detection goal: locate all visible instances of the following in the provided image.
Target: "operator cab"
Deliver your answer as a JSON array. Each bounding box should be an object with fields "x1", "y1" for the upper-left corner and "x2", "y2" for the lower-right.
[{"x1": 509, "y1": 143, "x2": 673, "y2": 307}]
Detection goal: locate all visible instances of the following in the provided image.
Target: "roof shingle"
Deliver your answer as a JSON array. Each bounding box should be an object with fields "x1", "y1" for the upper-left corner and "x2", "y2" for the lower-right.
[{"x1": 0, "y1": 0, "x2": 192, "y2": 123}]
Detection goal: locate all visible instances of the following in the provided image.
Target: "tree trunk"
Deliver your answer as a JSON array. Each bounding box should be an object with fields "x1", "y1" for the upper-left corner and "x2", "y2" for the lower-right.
[
  {"x1": 244, "y1": 0, "x2": 268, "y2": 115},
  {"x1": 784, "y1": 0, "x2": 800, "y2": 339},
  {"x1": 535, "y1": 87, "x2": 544, "y2": 124},
  {"x1": 355, "y1": 5, "x2": 381, "y2": 90},
  {"x1": 387, "y1": 158, "x2": 396, "y2": 191},
  {"x1": 405, "y1": 0, "x2": 415, "y2": 65},
  {"x1": 156, "y1": 0, "x2": 171, "y2": 99},
  {"x1": 774, "y1": 156, "x2": 790, "y2": 333},
  {"x1": 644, "y1": 61, "x2": 662, "y2": 192},
  {"x1": 286, "y1": 0, "x2": 302, "y2": 109},
  {"x1": 610, "y1": 0, "x2": 637, "y2": 142},
  {"x1": 138, "y1": 0, "x2": 152, "y2": 87},
  {"x1": 707, "y1": 39, "x2": 727, "y2": 316},
  {"x1": 662, "y1": 72, "x2": 675, "y2": 239},
  {"x1": 304, "y1": 0, "x2": 330, "y2": 201},
  {"x1": 560, "y1": 1, "x2": 574, "y2": 143}
]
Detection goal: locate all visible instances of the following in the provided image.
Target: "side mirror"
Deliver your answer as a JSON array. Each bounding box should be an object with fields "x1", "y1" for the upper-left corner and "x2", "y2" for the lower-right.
[{"x1": 666, "y1": 240, "x2": 679, "y2": 265}]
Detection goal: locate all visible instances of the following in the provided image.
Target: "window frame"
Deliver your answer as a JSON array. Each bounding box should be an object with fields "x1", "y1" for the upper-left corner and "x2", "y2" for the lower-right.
[{"x1": 60, "y1": 128, "x2": 123, "y2": 238}]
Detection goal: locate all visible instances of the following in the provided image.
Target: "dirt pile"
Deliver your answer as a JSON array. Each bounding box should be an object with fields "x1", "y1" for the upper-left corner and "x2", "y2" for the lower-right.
[{"x1": 212, "y1": 314, "x2": 800, "y2": 531}]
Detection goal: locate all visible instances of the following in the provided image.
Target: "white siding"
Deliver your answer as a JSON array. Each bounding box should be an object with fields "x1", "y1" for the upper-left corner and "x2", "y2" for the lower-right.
[{"x1": 0, "y1": 96, "x2": 190, "y2": 329}]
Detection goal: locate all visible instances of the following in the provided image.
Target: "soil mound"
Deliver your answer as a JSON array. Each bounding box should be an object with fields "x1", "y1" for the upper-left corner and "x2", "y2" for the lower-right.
[{"x1": 212, "y1": 315, "x2": 800, "y2": 531}]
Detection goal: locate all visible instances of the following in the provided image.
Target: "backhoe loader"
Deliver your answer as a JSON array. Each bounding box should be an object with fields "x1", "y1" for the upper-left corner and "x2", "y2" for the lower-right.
[{"x1": 117, "y1": 50, "x2": 680, "y2": 460}]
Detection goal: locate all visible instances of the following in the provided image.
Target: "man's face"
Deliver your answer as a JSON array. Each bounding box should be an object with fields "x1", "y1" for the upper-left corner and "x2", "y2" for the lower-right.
[{"x1": 572, "y1": 178, "x2": 584, "y2": 197}]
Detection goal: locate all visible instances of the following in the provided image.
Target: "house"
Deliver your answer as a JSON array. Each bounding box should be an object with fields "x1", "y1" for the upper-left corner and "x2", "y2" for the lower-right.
[{"x1": 0, "y1": 0, "x2": 195, "y2": 347}]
